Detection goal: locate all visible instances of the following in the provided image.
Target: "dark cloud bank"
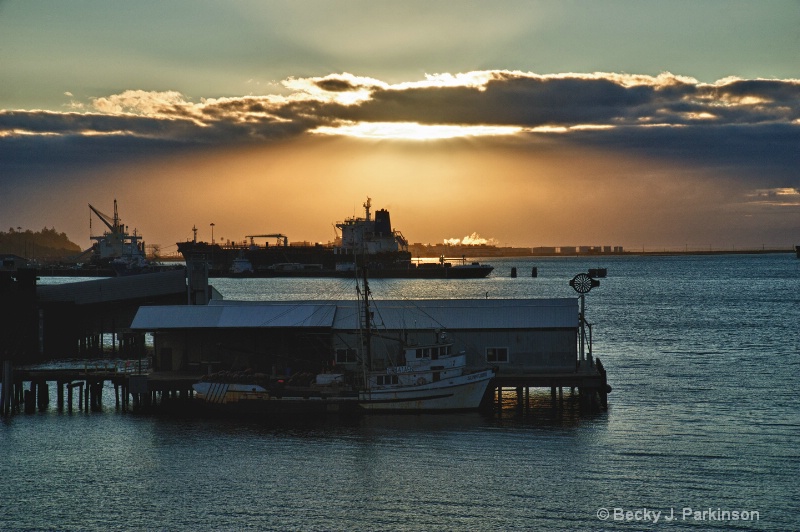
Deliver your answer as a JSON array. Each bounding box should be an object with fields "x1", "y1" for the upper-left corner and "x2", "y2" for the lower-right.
[{"x1": 1, "y1": 72, "x2": 798, "y2": 187}]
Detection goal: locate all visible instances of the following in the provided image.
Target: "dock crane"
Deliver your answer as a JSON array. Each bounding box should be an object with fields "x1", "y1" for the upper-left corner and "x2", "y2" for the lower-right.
[{"x1": 89, "y1": 199, "x2": 124, "y2": 235}]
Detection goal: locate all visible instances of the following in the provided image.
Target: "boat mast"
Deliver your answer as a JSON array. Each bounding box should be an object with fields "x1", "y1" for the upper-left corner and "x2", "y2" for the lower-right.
[{"x1": 361, "y1": 262, "x2": 372, "y2": 371}]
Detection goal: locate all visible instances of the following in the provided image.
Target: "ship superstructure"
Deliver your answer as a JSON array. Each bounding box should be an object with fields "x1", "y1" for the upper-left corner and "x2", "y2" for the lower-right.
[{"x1": 333, "y1": 197, "x2": 411, "y2": 271}]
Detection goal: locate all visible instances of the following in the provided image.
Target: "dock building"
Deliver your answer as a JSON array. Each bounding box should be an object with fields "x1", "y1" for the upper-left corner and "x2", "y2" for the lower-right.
[
  {"x1": 130, "y1": 298, "x2": 580, "y2": 376},
  {"x1": 130, "y1": 295, "x2": 609, "y2": 410}
]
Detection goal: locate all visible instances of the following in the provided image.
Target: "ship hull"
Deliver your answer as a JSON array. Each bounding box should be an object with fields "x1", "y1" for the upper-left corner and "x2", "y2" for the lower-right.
[{"x1": 178, "y1": 242, "x2": 493, "y2": 278}]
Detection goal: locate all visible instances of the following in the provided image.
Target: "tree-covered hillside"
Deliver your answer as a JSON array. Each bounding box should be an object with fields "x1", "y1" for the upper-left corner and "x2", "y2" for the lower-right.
[{"x1": 0, "y1": 227, "x2": 83, "y2": 260}]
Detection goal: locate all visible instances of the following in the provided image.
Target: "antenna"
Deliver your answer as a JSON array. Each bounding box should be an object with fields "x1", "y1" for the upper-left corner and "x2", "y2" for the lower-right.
[{"x1": 363, "y1": 197, "x2": 371, "y2": 221}]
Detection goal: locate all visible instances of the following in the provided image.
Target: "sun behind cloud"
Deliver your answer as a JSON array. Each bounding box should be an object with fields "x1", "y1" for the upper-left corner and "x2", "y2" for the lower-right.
[{"x1": 311, "y1": 121, "x2": 522, "y2": 140}]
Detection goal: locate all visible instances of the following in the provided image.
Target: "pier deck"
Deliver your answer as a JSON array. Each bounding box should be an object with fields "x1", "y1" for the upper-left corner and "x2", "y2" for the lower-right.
[
  {"x1": 2, "y1": 360, "x2": 611, "y2": 416},
  {"x1": 0, "y1": 366, "x2": 203, "y2": 415}
]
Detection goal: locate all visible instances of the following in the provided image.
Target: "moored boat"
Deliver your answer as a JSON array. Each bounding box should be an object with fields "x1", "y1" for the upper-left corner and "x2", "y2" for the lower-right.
[
  {"x1": 353, "y1": 264, "x2": 495, "y2": 412},
  {"x1": 191, "y1": 265, "x2": 495, "y2": 416},
  {"x1": 358, "y1": 340, "x2": 495, "y2": 412},
  {"x1": 177, "y1": 198, "x2": 493, "y2": 279},
  {"x1": 192, "y1": 374, "x2": 359, "y2": 416}
]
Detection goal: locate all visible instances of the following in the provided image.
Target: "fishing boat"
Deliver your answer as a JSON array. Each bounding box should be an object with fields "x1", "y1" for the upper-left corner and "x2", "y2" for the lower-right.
[
  {"x1": 191, "y1": 265, "x2": 494, "y2": 415},
  {"x1": 357, "y1": 338, "x2": 495, "y2": 412},
  {"x1": 353, "y1": 264, "x2": 495, "y2": 412}
]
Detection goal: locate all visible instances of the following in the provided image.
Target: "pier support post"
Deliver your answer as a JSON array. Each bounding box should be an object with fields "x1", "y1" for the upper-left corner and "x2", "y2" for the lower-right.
[
  {"x1": 1, "y1": 361, "x2": 12, "y2": 417},
  {"x1": 57, "y1": 381, "x2": 65, "y2": 411},
  {"x1": 24, "y1": 381, "x2": 36, "y2": 414},
  {"x1": 38, "y1": 380, "x2": 49, "y2": 411},
  {"x1": 14, "y1": 379, "x2": 23, "y2": 413},
  {"x1": 84, "y1": 381, "x2": 90, "y2": 412}
]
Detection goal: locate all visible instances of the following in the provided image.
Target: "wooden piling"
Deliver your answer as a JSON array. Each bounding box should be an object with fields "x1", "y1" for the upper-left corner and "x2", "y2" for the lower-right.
[
  {"x1": 57, "y1": 381, "x2": 65, "y2": 411},
  {"x1": 1, "y1": 361, "x2": 11, "y2": 416},
  {"x1": 37, "y1": 380, "x2": 49, "y2": 411},
  {"x1": 24, "y1": 381, "x2": 36, "y2": 414},
  {"x1": 84, "y1": 381, "x2": 90, "y2": 412}
]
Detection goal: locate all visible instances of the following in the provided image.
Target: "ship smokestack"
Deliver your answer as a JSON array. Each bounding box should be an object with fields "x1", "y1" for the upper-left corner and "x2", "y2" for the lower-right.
[{"x1": 374, "y1": 209, "x2": 391, "y2": 236}]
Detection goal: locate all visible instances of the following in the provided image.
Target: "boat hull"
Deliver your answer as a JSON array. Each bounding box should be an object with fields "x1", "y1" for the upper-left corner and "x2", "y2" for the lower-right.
[
  {"x1": 193, "y1": 369, "x2": 495, "y2": 416},
  {"x1": 358, "y1": 369, "x2": 494, "y2": 412}
]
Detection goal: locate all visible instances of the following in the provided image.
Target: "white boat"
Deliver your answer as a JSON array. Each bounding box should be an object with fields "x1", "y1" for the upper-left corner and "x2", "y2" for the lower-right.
[
  {"x1": 191, "y1": 266, "x2": 495, "y2": 416},
  {"x1": 358, "y1": 340, "x2": 495, "y2": 411},
  {"x1": 192, "y1": 374, "x2": 358, "y2": 416},
  {"x1": 354, "y1": 268, "x2": 495, "y2": 412},
  {"x1": 229, "y1": 255, "x2": 254, "y2": 276}
]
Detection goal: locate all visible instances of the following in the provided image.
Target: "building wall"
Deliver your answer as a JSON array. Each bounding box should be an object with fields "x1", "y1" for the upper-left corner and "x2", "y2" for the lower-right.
[
  {"x1": 332, "y1": 327, "x2": 577, "y2": 375},
  {"x1": 154, "y1": 328, "x2": 335, "y2": 375},
  {"x1": 148, "y1": 323, "x2": 579, "y2": 376}
]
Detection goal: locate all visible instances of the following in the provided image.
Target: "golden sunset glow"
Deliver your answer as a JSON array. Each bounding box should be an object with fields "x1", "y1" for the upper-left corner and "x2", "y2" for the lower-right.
[
  {"x1": 312, "y1": 121, "x2": 522, "y2": 140},
  {"x1": 1, "y1": 2, "x2": 797, "y2": 251}
]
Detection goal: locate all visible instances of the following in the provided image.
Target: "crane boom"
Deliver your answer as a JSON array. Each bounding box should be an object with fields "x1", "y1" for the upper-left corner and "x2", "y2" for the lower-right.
[{"x1": 88, "y1": 199, "x2": 121, "y2": 233}]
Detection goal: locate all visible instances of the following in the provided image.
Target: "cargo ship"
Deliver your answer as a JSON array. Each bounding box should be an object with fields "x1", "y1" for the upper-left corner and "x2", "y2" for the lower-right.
[{"x1": 177, "y1": 198, "x2": 493, "y2": 279}]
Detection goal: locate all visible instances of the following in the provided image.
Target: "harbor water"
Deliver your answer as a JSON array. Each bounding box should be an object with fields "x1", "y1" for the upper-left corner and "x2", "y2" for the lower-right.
[{"x1": 3, "y1": 254, "x2": 799, "y2": 530}]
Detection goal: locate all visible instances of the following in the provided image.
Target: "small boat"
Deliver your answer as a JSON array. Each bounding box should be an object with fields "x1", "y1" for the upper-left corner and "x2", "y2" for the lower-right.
[
  {"x1": 354, "y1": 265, "x2": 494, "y2": 412},
  {"x1": 191, "y1": 267, "x2": 495, "y2": 416},
  {"x1": 192, "y1": 373, "x2": 359, "y2": 416},
  {"x1": 229, "y1": 255, "x2": 254, "y2": 276},
  {"x1": 588, "y1": 267, "x2": 607, "y2": 278},
  {"x1": 358, "y1": 339, "x2": 495, "y2": 412}
]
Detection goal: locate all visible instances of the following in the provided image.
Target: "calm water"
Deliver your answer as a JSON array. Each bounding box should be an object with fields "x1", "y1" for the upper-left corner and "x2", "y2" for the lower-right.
[{"x1": 3, "y1": 254, "x2": 799, "y2": 530}]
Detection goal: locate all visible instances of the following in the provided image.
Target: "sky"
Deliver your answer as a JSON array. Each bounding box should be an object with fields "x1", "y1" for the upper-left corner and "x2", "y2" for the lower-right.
[{"x1": 1, "y1": 0, "x2": 798, "y2": 253}]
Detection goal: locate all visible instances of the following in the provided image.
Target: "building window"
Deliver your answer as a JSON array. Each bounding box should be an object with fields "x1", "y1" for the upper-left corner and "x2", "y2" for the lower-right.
[
  {"x1": 486, "y1": 347, "x2": 509, "y2": 363},
  {"x1": 335, "y1": 348, "x2": 358, "y2": 364}
]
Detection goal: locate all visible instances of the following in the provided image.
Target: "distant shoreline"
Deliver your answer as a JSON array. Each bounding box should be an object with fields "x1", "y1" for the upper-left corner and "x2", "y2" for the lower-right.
[{"x1": 409, "y1": 248, "x2": 796, "y2": 259}]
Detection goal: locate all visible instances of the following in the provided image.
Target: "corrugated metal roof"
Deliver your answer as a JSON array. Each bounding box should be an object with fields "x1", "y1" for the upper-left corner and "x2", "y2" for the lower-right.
[
  {"x1": 131, "y1": 298, "x2": 577, "y2": 331},
  {"x1": 37, "y1": 269, "x2": 186, "y2": 304},
  {"x1": 130, "y1": 302, "x2": 336, "y2": 330}
]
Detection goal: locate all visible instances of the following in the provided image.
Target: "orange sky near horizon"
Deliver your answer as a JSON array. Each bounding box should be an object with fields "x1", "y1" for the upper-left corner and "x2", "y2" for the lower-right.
[{"x1": 33, "y1": 132, "x2": 793, "y2": 255}]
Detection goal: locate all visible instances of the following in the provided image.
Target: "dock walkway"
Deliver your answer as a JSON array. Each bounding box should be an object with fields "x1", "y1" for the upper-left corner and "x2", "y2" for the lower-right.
[{"x1": 1, "y1": 361, "x2": 610, "y2": 416}]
